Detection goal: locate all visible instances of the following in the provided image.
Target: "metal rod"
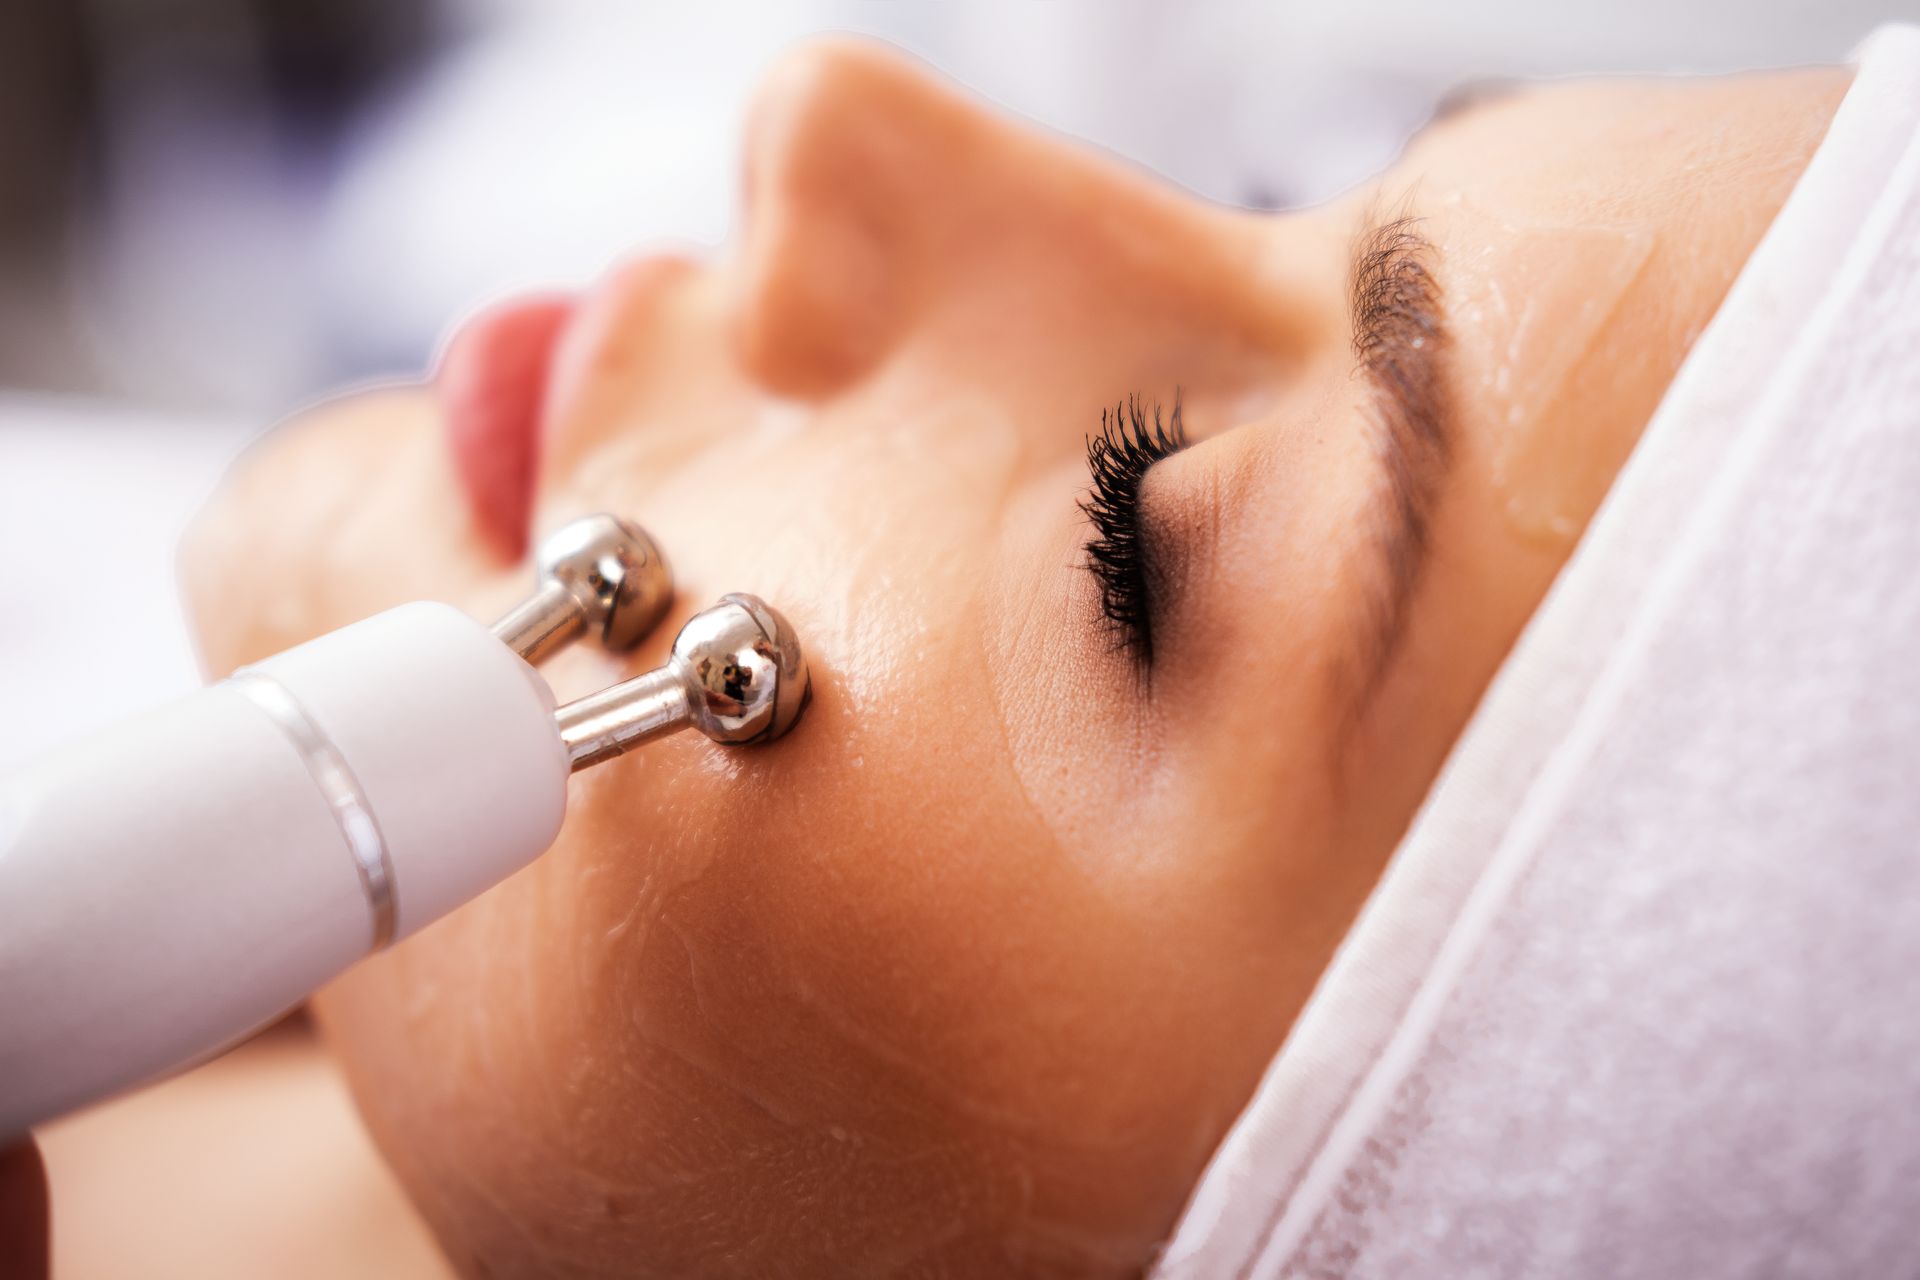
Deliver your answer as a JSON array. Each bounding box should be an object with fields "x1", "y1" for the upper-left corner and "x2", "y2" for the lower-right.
[
  {"x1": 490, "y1": 581, "x2": 582, "y2": 666},
  {"x1": 556, "y1": 667, "x2": 691, "y2": 772}
]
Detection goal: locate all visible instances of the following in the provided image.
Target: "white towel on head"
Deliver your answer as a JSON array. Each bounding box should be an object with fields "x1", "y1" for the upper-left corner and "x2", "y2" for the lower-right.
[{"x1": 1158, "y1": 24, "x2": 1920, "y2": 1280}]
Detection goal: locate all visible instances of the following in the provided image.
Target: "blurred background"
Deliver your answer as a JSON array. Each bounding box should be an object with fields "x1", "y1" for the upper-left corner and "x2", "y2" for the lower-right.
[{"x1": 3, "y1": 0, "x2": 1916, "y2": 769}]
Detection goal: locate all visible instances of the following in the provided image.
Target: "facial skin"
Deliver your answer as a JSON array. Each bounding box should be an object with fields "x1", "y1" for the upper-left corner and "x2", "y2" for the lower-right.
[{"x1": 182, "y1": 42, "x2": 1845, "y2": 1278}]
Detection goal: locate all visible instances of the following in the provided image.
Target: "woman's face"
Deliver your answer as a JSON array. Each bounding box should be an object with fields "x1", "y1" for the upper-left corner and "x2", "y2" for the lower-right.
[{"x1": 185, "y1": 43, "x2": 1842, "y2": 1277}]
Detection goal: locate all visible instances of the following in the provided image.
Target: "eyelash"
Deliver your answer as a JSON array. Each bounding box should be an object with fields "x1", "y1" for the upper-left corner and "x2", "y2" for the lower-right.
[{"x1": 1080, "y1": 395, "x2": 1188, "y2": 664}]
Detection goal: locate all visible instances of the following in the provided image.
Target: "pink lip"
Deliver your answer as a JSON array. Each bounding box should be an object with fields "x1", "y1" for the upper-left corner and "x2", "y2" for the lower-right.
[{"x1": 436, "y1": 293, "x2": 575, "y2": 559}]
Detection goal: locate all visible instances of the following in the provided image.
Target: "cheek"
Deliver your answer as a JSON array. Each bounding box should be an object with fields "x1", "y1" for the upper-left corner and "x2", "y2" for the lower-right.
[
  {"x1": 314, "y1": 601, "x2": 1071, "y2": 1271},
  {"x1": 305, "y1": 428, "x2": 1058, "y2": 1256}
]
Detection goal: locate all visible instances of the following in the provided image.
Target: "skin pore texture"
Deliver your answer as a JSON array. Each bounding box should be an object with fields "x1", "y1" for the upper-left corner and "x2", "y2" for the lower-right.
[{"x1": 181, "y1": 42, "x2": 1846, "y2": 1278}]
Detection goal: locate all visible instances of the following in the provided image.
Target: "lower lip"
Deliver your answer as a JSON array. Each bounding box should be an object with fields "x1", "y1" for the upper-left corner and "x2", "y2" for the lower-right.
[{"x1": 436, "y1": 293, "x2": 576, "y2": 559}]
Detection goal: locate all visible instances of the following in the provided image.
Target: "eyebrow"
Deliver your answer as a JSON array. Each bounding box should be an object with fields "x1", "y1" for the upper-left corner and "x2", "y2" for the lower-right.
[{"x1": 1347, "y1": 212, "x2": 1453, "y2": 690}]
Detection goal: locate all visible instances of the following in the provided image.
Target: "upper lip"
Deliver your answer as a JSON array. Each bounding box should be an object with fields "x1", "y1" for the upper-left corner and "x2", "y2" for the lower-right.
[{"x1": 436, "y1": 292, "x2": 576, "y2": 558}]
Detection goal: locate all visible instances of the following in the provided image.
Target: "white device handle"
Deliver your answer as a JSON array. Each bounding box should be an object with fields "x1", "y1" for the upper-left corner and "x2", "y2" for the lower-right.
[{"x1": 0, "y1": 603, "x2": 570, "y2": 1136}]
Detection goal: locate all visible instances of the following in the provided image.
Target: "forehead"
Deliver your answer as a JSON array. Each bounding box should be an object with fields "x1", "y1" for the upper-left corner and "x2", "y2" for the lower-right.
[{"x1": 1381, "y1": 76, "x2": 1719, "y2": 227}]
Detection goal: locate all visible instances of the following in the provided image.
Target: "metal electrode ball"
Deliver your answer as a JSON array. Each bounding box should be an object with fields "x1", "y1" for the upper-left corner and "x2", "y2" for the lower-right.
[
  {"x1": 538, "y1": 514, "x2": 674, "y2": 651},
  {"x1": 553, "y1": 593, "x2": 813, "y2": 770},
  {"x1": 671, "y1": 594, "x2": 812, "y2": 744},
  {"x1": 492, "y1": 514, "x2": 674, "y2": 663}
]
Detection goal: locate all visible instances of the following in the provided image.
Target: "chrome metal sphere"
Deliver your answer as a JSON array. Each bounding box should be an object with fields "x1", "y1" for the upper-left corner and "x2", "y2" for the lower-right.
[
  {"x1": 535, "y1": 514, "x2": 672, "y2": 651},
  {"x1": 670, "y1": 594, "x2": 811, "y2": 744}
]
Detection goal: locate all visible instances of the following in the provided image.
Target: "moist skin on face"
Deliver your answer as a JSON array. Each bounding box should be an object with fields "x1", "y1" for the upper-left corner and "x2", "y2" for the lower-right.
[{"x1": 1435, "y1": 194, "x2": 1656, "y2": 549}]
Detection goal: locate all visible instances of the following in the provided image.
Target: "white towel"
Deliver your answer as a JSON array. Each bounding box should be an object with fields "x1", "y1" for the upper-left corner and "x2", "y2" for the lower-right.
[{"x1": 1158, "y1": 24, "x2": 1920, "y2": 1279}]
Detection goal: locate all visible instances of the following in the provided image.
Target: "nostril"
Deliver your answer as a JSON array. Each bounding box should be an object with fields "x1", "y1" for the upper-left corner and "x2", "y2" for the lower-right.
[{"x1": 733, "y1": 41, "x2": 934, "y2": 396}]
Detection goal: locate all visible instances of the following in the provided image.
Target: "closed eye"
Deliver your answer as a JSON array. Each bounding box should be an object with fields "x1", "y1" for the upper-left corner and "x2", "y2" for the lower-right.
[{"x1": 1079, "y1": 395, "x2": 1189, "y2": 665}]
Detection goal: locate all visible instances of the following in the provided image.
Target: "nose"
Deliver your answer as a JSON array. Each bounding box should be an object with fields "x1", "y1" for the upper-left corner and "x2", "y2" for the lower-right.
[
  {"x1": 732, "y1": 41, "x2": 991, "y2": 396},
  {"x1": 733, "y1": 41, "x2": 1297, "y2": 409}
]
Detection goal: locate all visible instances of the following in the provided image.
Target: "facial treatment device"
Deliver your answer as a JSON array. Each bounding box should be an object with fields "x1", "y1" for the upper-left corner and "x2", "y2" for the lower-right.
[{"x1": 0, "y1": 515, "x2": 810, "y2": 1136}]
